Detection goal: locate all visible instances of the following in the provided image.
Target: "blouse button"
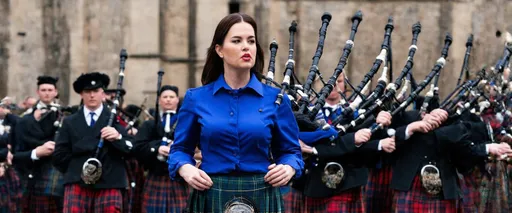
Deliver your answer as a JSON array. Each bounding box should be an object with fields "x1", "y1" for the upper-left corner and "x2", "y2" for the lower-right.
[{"x1": 230, "y1": 112, "x2": 234, "y2": 116}]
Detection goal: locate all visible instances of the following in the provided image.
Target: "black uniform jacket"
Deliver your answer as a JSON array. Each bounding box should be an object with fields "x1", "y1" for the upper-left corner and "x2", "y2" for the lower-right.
[
  {"x1": 133, "y1": 119, "x2": 173, "y2": 176},
  {"x1": 53, "y1": 105, "x2": 133, "y2": 189},
  {"x1": 298, "y1": 114, "x2": 406, "y2": 198},
  {"x1": 391, "y1": 111, "x2": 484, "y2": 199},
  {"x1": 14, "y1": 110, "x2": 61, "y2": 189}
]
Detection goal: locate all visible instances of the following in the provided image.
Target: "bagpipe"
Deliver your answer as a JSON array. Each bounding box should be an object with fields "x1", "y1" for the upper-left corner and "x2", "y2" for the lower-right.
[{"x1": 260, "y1": 7, "x2": 512, "y2": 193}]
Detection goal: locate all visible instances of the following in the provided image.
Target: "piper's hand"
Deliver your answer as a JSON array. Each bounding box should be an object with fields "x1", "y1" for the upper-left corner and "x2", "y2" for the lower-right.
[
  {"x1": 408, "y1": 121, "x2": 433, "y2": 135},
  {"x1": 488, "y1": 143, "x2": 512, "y2": 157},
  {"x1": 35, "y1": 141, "x2": 55, "y2": 157},
  {"x1": 127, "y1": 128, "x2": 138, "y2": 136},
  {"x1": 0, "y1": 164, "x2": 5, "y2": 177},
  {"x1": 380, "y1": 137, "x2": 396, "y2": 153},
  {"x1": 264, "y1": 164, "x2": 295, "y2": 187},
  {"x1": 299, "y1": 139, "x2": 314, "y2": 154},
  {"x1": 6, "y1": 151, "x2": 13, "y2": 165},
  {"x1": 158, "y1": 146, "x2": 170, "y2": 157},
  {"x1": 354, "y1": 129, "x2": 372, "y2": 146},
  {"x1": 430, "y1": 109, "x2": 449, "y2": 123},
  {"x1": 179, "y1": 164, "x2": 213, "y2": 191},
  {"x1": 33, "y1": 109, "x2": 42, "y2": 121},
  {"x1": 376, "y1": 111, "x2": 392, "y2": 127},
  {"x1": 194, "y1": 148, "x2": 202, "y2": 161},
  {"x1": 422, "y1": 114, "x2": 441, "y2": 129},
  {"x1": 101, "y1": 127, "x2": 121, "y2": 141}
]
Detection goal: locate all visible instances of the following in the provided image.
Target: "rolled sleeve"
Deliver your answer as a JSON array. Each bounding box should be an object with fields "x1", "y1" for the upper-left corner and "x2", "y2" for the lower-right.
[
  {"x1": 272, "y1": 95, "x2": 304, "y2": 179},
  {"x1": 168, "y1": 90, "x2": 201, "y2": 180}
]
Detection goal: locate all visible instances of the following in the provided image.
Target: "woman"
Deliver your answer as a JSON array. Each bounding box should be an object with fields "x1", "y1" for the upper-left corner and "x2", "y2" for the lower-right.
[
  {"x1": 133, "y1": 85, "x2": 189, "y2": 213},
  {"x1": 168, "y1": 13, "x2": 303, "y2": 212}
]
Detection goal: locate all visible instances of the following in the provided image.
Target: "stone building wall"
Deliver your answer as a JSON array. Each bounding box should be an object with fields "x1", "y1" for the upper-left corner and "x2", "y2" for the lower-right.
[{"x1": 0, "y1": 0, "x2": 511, "y2": 107}]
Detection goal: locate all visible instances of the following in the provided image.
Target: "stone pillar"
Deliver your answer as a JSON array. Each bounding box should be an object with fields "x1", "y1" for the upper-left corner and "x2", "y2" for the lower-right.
[
  {"x1": 8, "y1": 0, "x2": 45, "y2": 103},
  {"x1": 123, "y1": 0, "x2": 160, "y2": 106},
  {"x1": 0, "y1": 0, "x2": 10, "y2": 98},
  {"x1": 42, "y1": 0, "x2": 71, "y2": 105}
]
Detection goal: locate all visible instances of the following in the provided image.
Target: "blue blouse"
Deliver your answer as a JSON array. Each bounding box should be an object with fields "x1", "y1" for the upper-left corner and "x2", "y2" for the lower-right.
[{"x1": 168, "y1": 73, "x2": 303, "y2": 180}]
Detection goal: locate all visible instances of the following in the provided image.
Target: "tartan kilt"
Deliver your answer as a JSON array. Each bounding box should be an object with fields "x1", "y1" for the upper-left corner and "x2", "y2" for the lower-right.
[
  {"x1": 282, "y1": 186, "x2": 304, "y2": 213},
  {"x1": 0, "y1": 168, "x2": 22, "y2": 213},
  {"x1": 122, "y1": 157, "x2": 145, "y2": 213},
  {"x1": 142, "y1": 173, "x2": 189, "y2": 213},
  {"x1": 365, "y1": 165, "x2": 394, "y2": 213},
  {"x1": 393, "y1": 175, "x2": 456, "y2": 213},
  {"x1": 29, "y1": 163, "x2": 64, "y2": 197},
  {"x1": 457, "y1": 172, "x2": 480, "y2": 213},
  {"x1": 63, "y1": 184, "x2": 123, "y2": 213},
  {"x1": 304, "y1": 187, "x2": 365, "y2": 213},
  {"x1": 187, "y1": 174, "x2": 284, "y2": 213},
  {"x1": 21, "y1": 194, "x2": 62, "y2": 213},
  {"x1": 479, "y1": 161, "x2": 510, "y2": 213}
]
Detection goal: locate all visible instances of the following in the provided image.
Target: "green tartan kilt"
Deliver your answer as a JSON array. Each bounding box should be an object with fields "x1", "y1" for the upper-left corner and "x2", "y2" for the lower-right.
[{"x1": 187, "y1": 174, "x2": 284, "y2": 213}]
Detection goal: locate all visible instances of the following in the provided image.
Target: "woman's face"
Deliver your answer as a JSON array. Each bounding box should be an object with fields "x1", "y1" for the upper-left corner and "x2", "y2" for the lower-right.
[
  {"x1": 159, "y1": 90, "x2": 179, "y2": 111},
  {"x1": 215, "y1": 22, "x2": 257, "y2": 71}
]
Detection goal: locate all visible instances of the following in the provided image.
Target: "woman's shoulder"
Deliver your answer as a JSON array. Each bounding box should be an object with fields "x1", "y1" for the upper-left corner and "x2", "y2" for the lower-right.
[
  {"x1": 182, "y1": 84, "x2": 215, "y2": 100},
  {"x1": 259, "y1": 82, "x2": 281, "y2": 96}
]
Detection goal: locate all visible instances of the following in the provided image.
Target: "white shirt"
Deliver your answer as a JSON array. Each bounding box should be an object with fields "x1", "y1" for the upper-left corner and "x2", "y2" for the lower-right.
[{"x1": 83, "y1": 105, "x2": 104, "y2": 126}]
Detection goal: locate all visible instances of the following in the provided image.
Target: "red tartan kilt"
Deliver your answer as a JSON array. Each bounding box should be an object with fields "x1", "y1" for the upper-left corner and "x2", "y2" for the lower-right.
[
  {"x1": 393, "y1": 175, "x2": 456, "y2": 213},
  {"x1": 365, "y1": 166, "x2": 394, "y2": 213},
  {"x1": 283, "y1": 187, "x2": 304, "y2": 213},
  {"x1": 458, "y1": 173, "x2": 480, "y2": 213},
  {"x1": 63, "y1": 184, "x2": 123, "y2": 213},
  {"x1": 142, "y1": 174, "x2": 189, "y2": 213},
  {"x1": 0, "y1": 168, "x2": 22, "y2": 212},
  {"x1": 305, "y1": 187, "x2": 365, "y2": 213},
  {"x1": 22, "y1": 194, "x2": 62, "y2": 213}
]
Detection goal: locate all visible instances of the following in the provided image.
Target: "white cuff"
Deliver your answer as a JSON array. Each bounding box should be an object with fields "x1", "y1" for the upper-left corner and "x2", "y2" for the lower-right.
[
  {"x1": 486, "y1": 144, "x2": 489, "y2": 155},
  {"x1": 355, "y1": 143, "x2": 362, "y2": 148},
  {"x1": 378, "y1": 141, "x2": 382, "y2": 151},
  {"x1": 117, "y1": 134, "x2": 123, "y2": 140},
  {"x1": 312, "y1": 148, "x2": 318, "y2": 155},
  {"x1": 405, "y1": 126, "x2": 412, "y2": 140},
  {"x1": 31, "y1": 149, "x2": 39, "y2": 160}
]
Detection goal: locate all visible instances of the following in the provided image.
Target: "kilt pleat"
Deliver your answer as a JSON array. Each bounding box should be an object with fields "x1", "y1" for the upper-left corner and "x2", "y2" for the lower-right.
[
  {"x1": 365, "y1": 165, "x2": 394, "y2": 213},
  {"x1": 282, "y1": 186, "x2": 304, "y2": 213},
  {"x1": 187, "y1": 174, "x2": 283, "y2": 213},
  {"x1": 22, "y1": 194, "x2": 62, "y2": 213},
  {"x1": 457, "y1": 171, "x2": 480, "y2": 213},
  {"x1": 142, "y1": 173, "x2": 189, "y2": 213},
  {"x1": 0, "y1": 168, "x2": 22, "y2": 213},
  {"x1": 479, "y1": 161, "x2": 510, "y2": 213},
  {"x1": 393, "y1": 175, "x2": 456, "y2": 213},
  {"x1": 304, "y1": 187, "x2": 365, "y2": 213},
  {"x1": 63, "y1": 184, "x2": 123, "y2": 213},
  {"x1": 123, "y1": 158, "x2": 145, "y2": 213}
]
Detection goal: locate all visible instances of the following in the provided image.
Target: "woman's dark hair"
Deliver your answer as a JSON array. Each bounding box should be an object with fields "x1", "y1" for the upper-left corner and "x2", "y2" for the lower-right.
[{"x1": 201, "y1": 13, "x2": 264, "y2": 85}]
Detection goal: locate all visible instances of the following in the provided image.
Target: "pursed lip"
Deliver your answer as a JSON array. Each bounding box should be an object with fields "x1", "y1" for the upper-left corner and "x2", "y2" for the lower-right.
[{"x1": 241, "y1": 53, "x2": 251, "y2": 59}]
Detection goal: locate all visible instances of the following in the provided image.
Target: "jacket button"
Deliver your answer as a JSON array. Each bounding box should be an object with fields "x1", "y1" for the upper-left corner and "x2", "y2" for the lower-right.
[
  {"x1": 150, "y1": 148, "x2": 155, "y2": 152},
  {"x1": 424, "y1": 156, "x2": 428, "y2": 159},
  {"x1": 331, "y1": 143, "x2": 335, "y2": 146}
]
